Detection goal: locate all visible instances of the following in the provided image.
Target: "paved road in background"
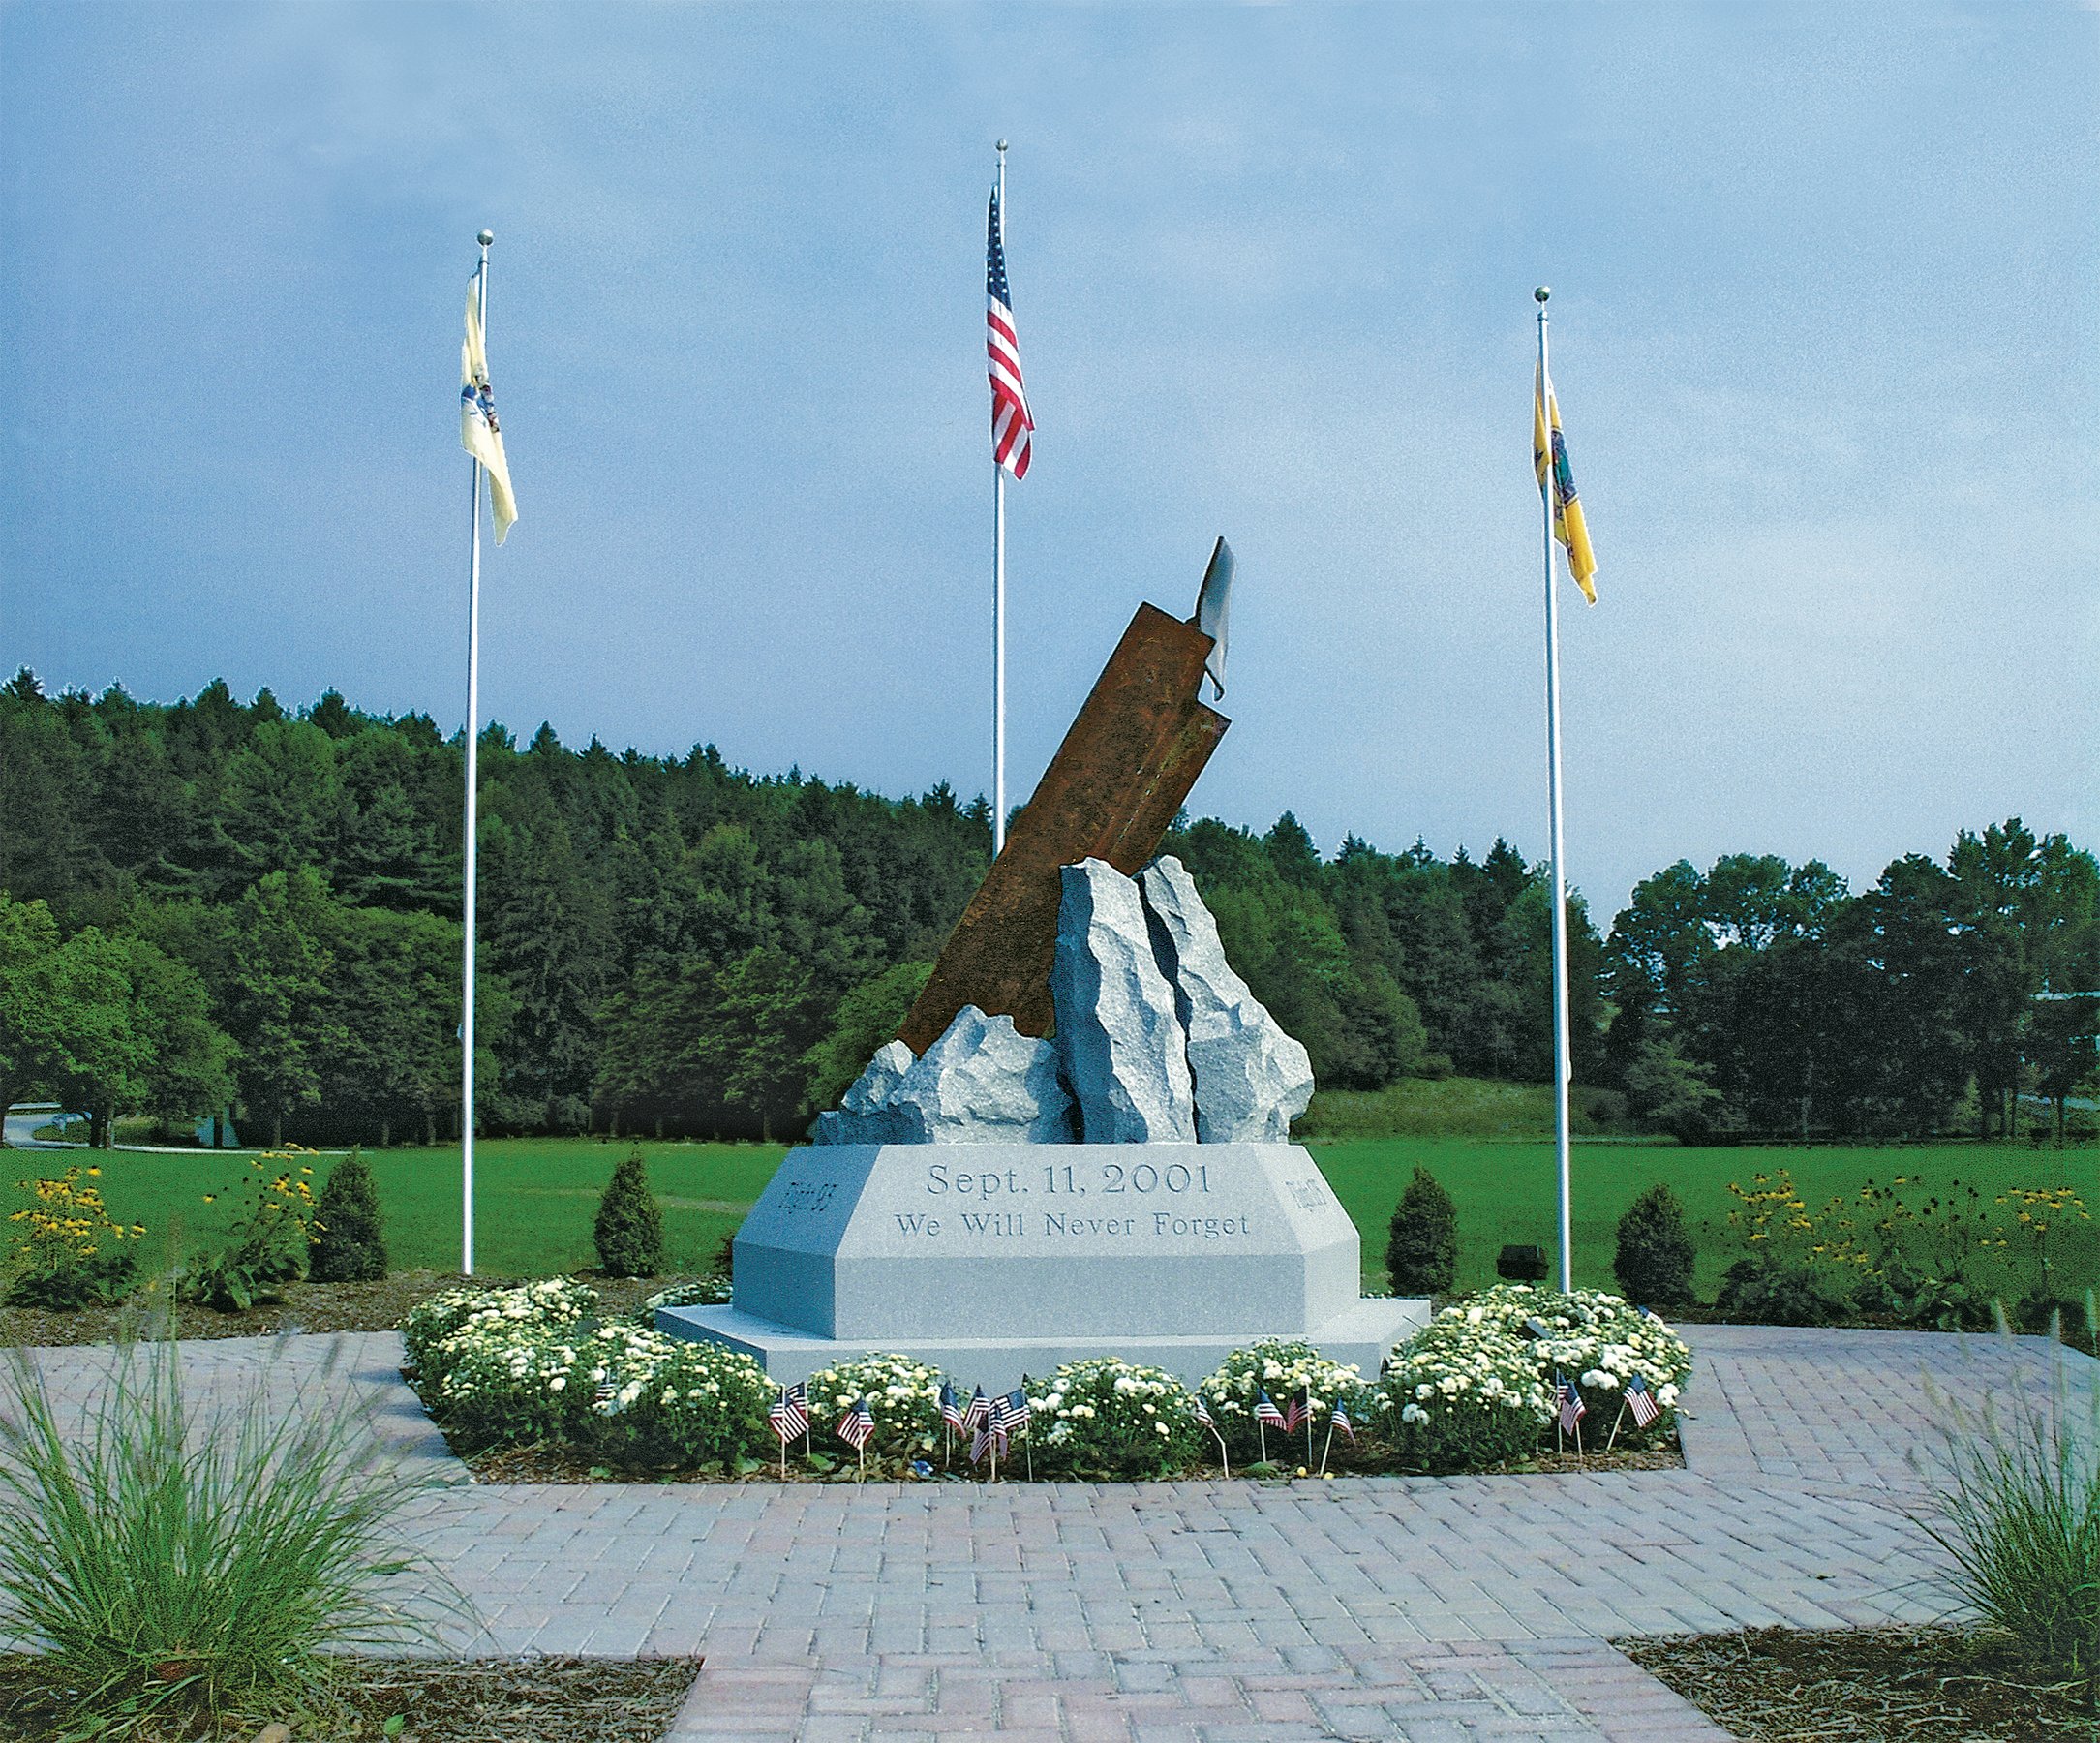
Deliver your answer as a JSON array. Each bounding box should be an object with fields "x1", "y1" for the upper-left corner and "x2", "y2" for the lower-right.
[{"x1": 17, "y1": 1322, "x2": 2090, "y2": 1740}]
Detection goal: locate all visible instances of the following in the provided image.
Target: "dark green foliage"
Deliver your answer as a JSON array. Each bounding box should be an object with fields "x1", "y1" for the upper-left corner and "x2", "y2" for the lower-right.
[
  {"x1": 593, "y1": 1150, "x2": 665, "y2": 1278},
  {"x1": 310, "y1": 1150, "x2": 388, "y2": 1282},
  {"x1": 3, "y1": 670, "x2": 2094, "y2": 1151},
  {"x1": 1715, "y1": 1256, "x2": 1854, "y2": 1327},
  {"x1": 1612, "y1": 1184, "x2": 1696, "y2": 1306},
  {"x1": 1385, "y1": 1166, "x2": 1458, "y2": 1296}
]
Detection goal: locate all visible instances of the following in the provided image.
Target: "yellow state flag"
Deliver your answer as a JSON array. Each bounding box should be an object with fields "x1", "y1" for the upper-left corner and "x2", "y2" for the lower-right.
[
  {"x1": 1533, "y1": 363, "x2": 1596, "y2": 603},
  {"x1": 461, "y1": 279, "x2": 519, "y2": 543}
]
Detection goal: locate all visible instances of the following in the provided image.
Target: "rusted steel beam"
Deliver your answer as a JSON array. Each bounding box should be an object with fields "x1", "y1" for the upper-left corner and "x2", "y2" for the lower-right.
[{"x1": 898, "y1": 602, "x2": 1229, "y2": 1054}]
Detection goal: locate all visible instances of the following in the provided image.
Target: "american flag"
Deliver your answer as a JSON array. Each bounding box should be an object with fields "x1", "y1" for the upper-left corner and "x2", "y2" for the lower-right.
[
  {"x1": 939, "y1": 1382, "x2": 965, "y2": 1433},
  {"x1": 971, "y1": 1412, "x2": 1002, "y2": 1464},
  {"x1": 768, "y1": 1386, "x2": 808, "y2": 1445},
  {"x1": 1557, "y1": 1375, "x2": 1587, "y2": 1436},
  {"x1": 1329, "y1": 1399, "x2": 1356, "y2": 1443},
  {"x1": 1193, "y1": 1394, "x2": 1216, "y2": 1431},
  {"x1": 986, "y1": 183, "x2": 1033, "y2": 479},
  {"x1": 1282, "y1": 1388, "x2": 1310, "y2": 1435},
  {"x1": 998, "y1": 1387, "x2": 1031, "y2": 1439},
  {"x1": 1255, "y1": 1390, "x2": 1289, "y2": 1431},
  {"x1": 961, "y1": 1386, "x2": 990, "y2": 1435},
  {"x1": 1624, "y1": 1373, "x2": 1661, "y2": 1429},
  {"x1": 837, "y1": 1398, "x2": 876, "y2": 1452}
]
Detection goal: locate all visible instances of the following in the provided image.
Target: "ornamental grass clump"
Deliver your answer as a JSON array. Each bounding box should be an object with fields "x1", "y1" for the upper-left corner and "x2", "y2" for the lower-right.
[
  {"x1": 1920, "y1": 1300, "x2": 2100, "y2": 1694},
  {"x1": 1201, "y1": 1339, "x2": 1368, "y2": 1463},
  {"x1": 803, "y1": 1353, "x2": 944, "y2": 1460},
  {"x1": 1029, "y1": 1359, "x2": 1203, "y2": 1479},
  {"x1": 0, "y1": 1330, "x2": 469, "y2": 1736}
]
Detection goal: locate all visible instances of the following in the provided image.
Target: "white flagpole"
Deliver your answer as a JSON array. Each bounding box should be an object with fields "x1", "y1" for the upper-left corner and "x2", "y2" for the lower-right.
[
  {"x1": 1536, "y1": 286, "x2": 1575, "y2": 1295},
  {"x1": 461, "y1": 228, "x2": 492, "y2": 1278},
  {"x1": 991, "y1": 140, "x2": 1009, "y2": 858}
]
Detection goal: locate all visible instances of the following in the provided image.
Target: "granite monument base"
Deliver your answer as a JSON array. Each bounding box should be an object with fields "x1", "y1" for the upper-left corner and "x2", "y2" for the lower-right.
[
  {"x1": 656, "y1": 1141, "x2": 1428, "y2": 1390},
  {"x1": 658, "y1": 1297, "x2": 1423, "y2": 1391}
]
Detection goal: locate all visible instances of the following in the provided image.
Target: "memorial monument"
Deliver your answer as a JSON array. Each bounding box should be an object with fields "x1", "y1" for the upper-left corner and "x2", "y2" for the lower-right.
[{"x1": 659, "y1": 543, "x2": 1428, "y2": 1385}]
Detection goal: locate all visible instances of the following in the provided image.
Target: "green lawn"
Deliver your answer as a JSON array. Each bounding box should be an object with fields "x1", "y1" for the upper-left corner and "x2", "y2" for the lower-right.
[
  {"x1": 18, "y1": 1135, "x2": 2096, "y2": 1304},
  {"x1": 1307, "y1": 1137, "x2": 2099, "y2": 1300},
  {"x1": 32, "y1": 1139, "x2": 785, "y2": 1282}
]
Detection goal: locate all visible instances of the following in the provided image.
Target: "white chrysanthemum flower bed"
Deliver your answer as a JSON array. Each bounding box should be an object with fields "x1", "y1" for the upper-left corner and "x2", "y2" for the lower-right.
[
  {"x1": 1200, "y1": 1339, "x2": 1369, "y2": 1461},
  {"x1": 1029, "y1": 1359, "x2": 1202, "y2": 1478},
  {"x1": 1459, "y1": 1284, "x2": 1691, "y2": 1410},
  {"x1": 399, "y1": 1280, "x2": 1692, "y2": 1480},
  {"x1": 642, "y1": 1275, "x2": 734, "y2": 1312},
  {"x1": 402, "y1": 1276, "x2": 599, "y2": 1381},
  {"x1": 1370, "y1": 1285, "x2": 1690, "y2": 1470},
  {"x1": 803, "y1": 1353, "x2": 946, "y2": 1458}
]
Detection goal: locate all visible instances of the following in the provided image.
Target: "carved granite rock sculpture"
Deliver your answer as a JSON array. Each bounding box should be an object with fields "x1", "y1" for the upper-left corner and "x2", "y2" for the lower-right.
[
  {"x1": 809, "y1": 1039, "x2": 916, "y2": 1146},
  {"x1": 882, "y1": 1005, "x2": 1075, "y2": 1143},
  {"x1": 1140, "y1": 855, "x2": 1315, "y2": 1142},
  {"x1": 1051, "y1": 858, "x2": 1198, "y2": 1142}
]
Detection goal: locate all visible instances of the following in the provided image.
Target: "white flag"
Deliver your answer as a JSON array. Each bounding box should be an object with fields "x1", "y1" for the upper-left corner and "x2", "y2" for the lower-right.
[{"x1": 460, "y1": 279, "x2": 518, "y2": 543}]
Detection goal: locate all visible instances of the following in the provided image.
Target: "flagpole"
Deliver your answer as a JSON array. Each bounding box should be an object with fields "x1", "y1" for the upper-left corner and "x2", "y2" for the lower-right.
[
  {"x1": 1536, "y1": 285, "x2": 1575, "y2": 1296},
  {"x1": 991, "y1": 140, "x2": 1009, "y2": 858},
  {"x1": 461, "y1": 228, "x2": 492, "y2": 1278}
]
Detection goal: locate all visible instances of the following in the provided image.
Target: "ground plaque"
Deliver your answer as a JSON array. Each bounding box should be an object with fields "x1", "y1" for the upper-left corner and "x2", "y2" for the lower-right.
[{"x1": 658, "y1": 1141, "x2": 1423, "y2": 1388}]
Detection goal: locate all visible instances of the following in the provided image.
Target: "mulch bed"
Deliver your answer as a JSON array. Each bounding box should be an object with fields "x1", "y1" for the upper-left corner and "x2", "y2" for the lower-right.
[
  {"x1": 0, "y1": 1272, "x2": 673, "y2": 1350},
  {"x1": 0, "y1": 1654, "x2": 698, "y2": 1742},
  {"x1": 460, "y1": 1434, "x2": 1684, "y2": 1484},
  {"x1": 1623, "y1": 1625, "x2": 2100, "y2": 1741}
]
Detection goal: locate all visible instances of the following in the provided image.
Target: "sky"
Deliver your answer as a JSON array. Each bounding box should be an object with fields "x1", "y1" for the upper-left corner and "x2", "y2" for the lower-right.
[{"x1": 3, "y1": 1, "x2": 2095, "y2": 926}]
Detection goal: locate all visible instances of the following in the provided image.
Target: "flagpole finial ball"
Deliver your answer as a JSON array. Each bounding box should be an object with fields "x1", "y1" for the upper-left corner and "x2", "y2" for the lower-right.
[
  {"x1": 996, "y1": 139, "x2": 1008, "y2": 153},
  {"x1": 1534, "y1": 286, "x2": 1550, "y2": 303},
  {"x1": 478, "y1": 229, "x2": 494, "y2": 247}
]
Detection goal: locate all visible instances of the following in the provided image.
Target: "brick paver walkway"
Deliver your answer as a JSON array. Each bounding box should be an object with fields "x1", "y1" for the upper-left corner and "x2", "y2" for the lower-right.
[{"x1": 13, "y1": 1322, "x2": 2089, "y2": 1740}]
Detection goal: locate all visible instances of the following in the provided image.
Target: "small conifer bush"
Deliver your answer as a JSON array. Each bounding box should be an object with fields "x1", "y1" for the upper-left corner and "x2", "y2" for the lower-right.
[
  {"x1": 309, "y1": 1150, "x2": 388, "y2": 1283},
  {"x1": 593, "y1": 1150, "x2": 665, "y2": 1278},
  {"x1": 1385, "y1": 1166, "x2": 1457, "y2": 1296},
  {"x1": 1613, "y1": 1183, "x2": 1696, "y2": 1306}
]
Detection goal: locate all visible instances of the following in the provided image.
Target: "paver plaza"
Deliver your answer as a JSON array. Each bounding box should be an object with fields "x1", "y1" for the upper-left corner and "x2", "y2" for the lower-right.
[{"x1": 21, "y1": 1322, "x2": 2090, "y2": 1740}]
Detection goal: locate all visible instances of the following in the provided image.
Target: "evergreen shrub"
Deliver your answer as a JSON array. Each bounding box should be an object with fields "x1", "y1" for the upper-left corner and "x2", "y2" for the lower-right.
[
  {"x1": 1612, "y1": 1183, "x2": 1695, "y2": 1306},
  {"x1": 1385, "y1": 1166, "x2": 1457, "y2": 1296},
  {"x1": 593, "y1": 1150, "x2": 665, "y2": 1277},
  {"x1": 309, "y1": 1150, "x2": 388, "y2": 1283}
]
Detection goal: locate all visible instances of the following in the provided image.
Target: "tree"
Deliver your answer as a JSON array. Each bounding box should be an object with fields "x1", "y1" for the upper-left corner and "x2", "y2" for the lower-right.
[
  {"x1": 0, "y1": 897, "x2": 135, "y2": 1131},
  {"x1": 805, "y1": 961, "x2": 933, "y2": 1115},
  {"x1": 593, "y1": 1150, "x2": 665, "y2": 1277},
  {"x1": 310, "y1": 1150, "x2": 389, "y2": 1281},
  {"x1": 1613, "y1": 1185, "x2": 1696, "y2": 1306},
  {"x1": 1385, "y1": 1167, "x2": 1457, "y2": 1296},
  {"x1": 218, "y1": 871, "x2": 347, "y2": 1146}
]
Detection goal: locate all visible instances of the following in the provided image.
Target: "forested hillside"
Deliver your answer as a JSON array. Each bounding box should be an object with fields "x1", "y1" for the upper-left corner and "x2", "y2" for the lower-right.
[{"x1": 1, "y1": 671, "x2": 2093, "y2": 1147}]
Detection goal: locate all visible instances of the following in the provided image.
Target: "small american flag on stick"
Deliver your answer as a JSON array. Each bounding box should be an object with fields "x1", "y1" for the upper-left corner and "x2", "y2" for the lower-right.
[
  {"x1": 1557, "y1": 1375, "x2": 1587, "y2": 1437},
  {"x1": 837, "y1": 1399, "x2": 876, "y2": 1452},
  {"x1": 939, "y1": 1383, "x2": 965, "y2": 1433},
  {"x1": 768, "y1": 1387, "x2": 807, "y2": 1445},
  {"x1": 1255, "y1": 1390, "x2": 1289, "y2": 1431},
  {"x1": 986, "y1": 182, "x2": 1033, "y2": 478},
  {"x1": 1624, "y1": 1373, "x2": 1661, "y2": 1429},
  {"x1": 961, "y1": 1386, "x2": 990, "y2": 1435}
]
